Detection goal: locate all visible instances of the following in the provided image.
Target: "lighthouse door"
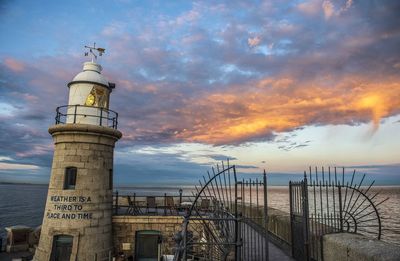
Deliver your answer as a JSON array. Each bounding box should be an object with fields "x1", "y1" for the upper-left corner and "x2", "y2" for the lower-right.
[{"x1": 50, "y1": 235, "x2": 73, "y2": 261}]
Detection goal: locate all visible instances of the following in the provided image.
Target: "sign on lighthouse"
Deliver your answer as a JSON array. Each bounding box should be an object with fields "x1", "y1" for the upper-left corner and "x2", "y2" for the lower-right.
[{"x1": 34, "y1": 44, "x2": 122, "y2": 261}]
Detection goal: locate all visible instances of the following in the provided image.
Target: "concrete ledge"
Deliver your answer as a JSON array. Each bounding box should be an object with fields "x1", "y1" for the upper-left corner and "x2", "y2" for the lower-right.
[
  {"x1": 49, "y1": 123, "x2": 122, "y2": 140},
  {"x1": 323, "y1": 233, "x2": 400, "y2": 261},
  {"x1": 113, "y1": 215, "x2": 183, "y2": 224}
]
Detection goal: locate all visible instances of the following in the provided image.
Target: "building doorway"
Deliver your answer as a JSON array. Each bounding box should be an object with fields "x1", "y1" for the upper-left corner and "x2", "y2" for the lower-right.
[
  {"x1": 50, "y1": 235, "x2": 73, "y2": 261},
  {"x1": 135, "y1": 230, "x2": 162, "y2": 261}
]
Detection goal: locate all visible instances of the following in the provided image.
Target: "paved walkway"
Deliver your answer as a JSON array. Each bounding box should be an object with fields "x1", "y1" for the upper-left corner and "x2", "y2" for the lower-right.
[
  {"x1": 241, "y1": 222, "x2": 294, "y2": 261},
  {"x1": 269, "y1": 241, "x2": 294, "y2": 261}
]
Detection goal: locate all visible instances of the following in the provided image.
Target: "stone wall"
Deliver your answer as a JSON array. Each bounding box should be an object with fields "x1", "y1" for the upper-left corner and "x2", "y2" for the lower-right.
[
  {"x1": 112, "y1": 216, "x2": 183, "y2": 258},
  {"x1": 323, "y1": 233, "x2": 400, "y2": 261},
  {"x1": 112, "y1": 207, "x2": 292, "y2": 259},
  {"x1": 266, "y1": 207, "x2": 291, "y2": 248},
  {"x1": 245, "y1": 206, "x2": 291, "y2": 249},
  {"x1": 34, "y1": 124, "x2": 121, "y2": 261}
]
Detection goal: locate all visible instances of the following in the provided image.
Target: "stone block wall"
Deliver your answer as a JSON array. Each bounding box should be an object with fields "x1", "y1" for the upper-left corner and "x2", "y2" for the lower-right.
[
  {"x1": 34, "y1": 124, "x2": 121, "y2": 261},
  {"x1": 266, "y1": 207, "x2": 291, "y2": 248},
  {"x1": 244, "y1": 205, "x2": 291, "y2": 248},
  {"x1": 112, "y1": 216, "x2": 183, "y2": 258},
  {"x1": 323, "y1": 233, "x2": 400, "y2": 261}
]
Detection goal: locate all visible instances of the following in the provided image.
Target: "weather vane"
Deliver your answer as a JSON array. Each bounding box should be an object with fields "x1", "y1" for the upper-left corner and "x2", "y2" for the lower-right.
[{"x1": 84, "y1": 42, "x2": 105, "y2": 62}]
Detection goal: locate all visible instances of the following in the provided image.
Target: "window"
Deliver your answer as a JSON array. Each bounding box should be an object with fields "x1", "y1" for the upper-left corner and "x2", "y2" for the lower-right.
[
  {"x1": 64, "y1": 167, "x2": 77, "y2": 190},
  {"x1": 50, "y1": 235, "x2": 73, "y2": 261},
  {"x1": 109, "y1": 169, "x2": 113, "y2": 190}
]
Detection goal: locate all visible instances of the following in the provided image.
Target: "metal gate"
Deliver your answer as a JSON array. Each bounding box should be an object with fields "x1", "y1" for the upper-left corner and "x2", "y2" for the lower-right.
[
  {"x1": 174, "y1": 162, "x2": 269, "y2": 261},
  {"x1": 289, "y1": 167, "x2": 386, "y2": 261},
  {"x1": 289, "y1": 178, "x2": 309, "y2": 261},
  {"x1": 236, "y1": 172, "x2": 269, "y2": 260}
]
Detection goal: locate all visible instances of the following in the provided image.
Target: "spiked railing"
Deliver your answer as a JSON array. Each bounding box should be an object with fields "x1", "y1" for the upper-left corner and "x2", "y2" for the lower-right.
[
  {"x1": 174, "y1": 161, "x2": 269, "y2": 261},
  {"x1": 290, "y1": 167, "x2": 388, "y2": 261}
]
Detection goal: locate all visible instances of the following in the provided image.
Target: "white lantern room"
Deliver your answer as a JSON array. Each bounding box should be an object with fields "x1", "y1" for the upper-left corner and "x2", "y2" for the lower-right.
[{"x1": 66, "y1": 61, "x2": 115, "y2": 126}]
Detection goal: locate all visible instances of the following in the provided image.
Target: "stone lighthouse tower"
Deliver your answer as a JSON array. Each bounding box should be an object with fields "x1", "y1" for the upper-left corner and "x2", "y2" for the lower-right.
[{"x1": 34, "y1": 44, "x2": 122, "y2": 261}]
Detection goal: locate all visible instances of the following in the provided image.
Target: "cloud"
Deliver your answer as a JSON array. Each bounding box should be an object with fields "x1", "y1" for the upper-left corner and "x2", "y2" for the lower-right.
[
  {"x1": 347, "y1": 163, "x2": 400, "y2": 170},
  {"x1": 248, "y1": 36, "x2": 261, "y2": 47},
  {"x1": 101, "y1": 21, "x2": 126, "y2": 37},
  {"x1": 322, "y1": 1, "x2": 335, "y2": 19},
  {"x1": 236, "y1": 164, "x2": 258, "y2": 169},
  {"x1": 343, "y1": 163, "x2": 400, "y2": 184},
  {"x1": 175, "y1": 10, "x2": 200, "y2": 26},
  {"x1": 297, "y1": 0, "x2": 321, "y2": 16},
  {"x1": 340, "y1": 0, "x2": 353, "y2": 13},
  {"x1": 0, "y1": 155, "x2": 41, "y2": 181},
  {"x1": 4, "y1": 58, "x2": 25, "y2": 72},
  {"x1": 114, "y1": 148, "x2": 209, "y2": 185},
  {"x1": 208, "y1": 154, "x2": 237, "y2": 161},
  {"x1": 275, "y1": 134, "x2": 312, "y2": 151},
  {"x1": 0, "y1": 156, "x2": 13, "y2": 161},
  {"x1": 159, "y1": 8, "x2": 201, "y2": 29},
  {"x1": 322, "y1": 0, "x2": 354, "y2": 20},
  {"x1": 0, "y1": 102, "x2": 16, "y2": 116},
  {"x1": 169, "y1": 76, "x2": 400, "y2": 144},
  {"x1": 0, "y1": 162, "x2": 39, "y2": 170},
  {"x1": 50, "y1": 0, "x2": 400, "y2": 146},
  {"x1": 0, "y1": 0, "x2": 399, "y2": 183}
]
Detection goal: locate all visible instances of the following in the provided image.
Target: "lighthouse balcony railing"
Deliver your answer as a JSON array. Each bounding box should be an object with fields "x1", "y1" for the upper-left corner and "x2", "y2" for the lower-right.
[{"x1": 55, "y1": 104, "x2": 118, "y2": 129}]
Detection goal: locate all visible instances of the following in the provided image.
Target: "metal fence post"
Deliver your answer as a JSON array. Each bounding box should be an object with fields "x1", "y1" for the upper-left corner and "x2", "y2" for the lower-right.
[
  {"x1": 55, "y1": 107, "x2": 60, "y2": 124},
  {"x1": 338, "y1": 185, "x2": 343, "y2": 232},
  {"x1": 234, "y1": 166, "x2": 241, "y2": 260},
  {"x1": 263, "y1": 170, "x2": 269, "y2": 260},
  {"x1": 164, "y1": 193, "x2": 167, "y2": 216},
  {"x1": 289, "y1": 181, "x2": 294, "y2": 257},
  {"x1": 237, "y1": 212, "x2": 242, "y2": 261},
  {"x1": 303, "y1": 174, "x2": 310, "y2": 261},
  {"x1": 182, "y1": 219, "x2": 188, "y2": 261},
  {"x1": 179, "y1": 188, "x2": 183, "y2": 206}
]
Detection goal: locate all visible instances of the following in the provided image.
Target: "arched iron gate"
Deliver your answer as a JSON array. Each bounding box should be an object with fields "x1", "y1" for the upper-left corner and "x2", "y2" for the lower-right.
[
  {"x1": 289, "y1": 167, "x2": 387, "y2": 261},
  {"x1": 174, "y1": 162, "x2": 269, "y2": 261}
]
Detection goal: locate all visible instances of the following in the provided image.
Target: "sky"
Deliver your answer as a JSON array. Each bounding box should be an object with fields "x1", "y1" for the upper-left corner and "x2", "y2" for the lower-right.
[{"x1": 0, "y1": 0, "x2": 399, "y2": 185}]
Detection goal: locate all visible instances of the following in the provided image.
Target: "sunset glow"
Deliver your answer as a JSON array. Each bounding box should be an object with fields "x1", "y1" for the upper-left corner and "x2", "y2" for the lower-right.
[{"x1": 0, "y1": 0, "x2": 399, "y2": 184}]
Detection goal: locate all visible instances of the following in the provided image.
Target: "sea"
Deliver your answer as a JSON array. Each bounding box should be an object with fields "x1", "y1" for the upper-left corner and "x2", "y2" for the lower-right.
[{"x1": 0, "y1": 184, "x2": 399, "y2": 246}]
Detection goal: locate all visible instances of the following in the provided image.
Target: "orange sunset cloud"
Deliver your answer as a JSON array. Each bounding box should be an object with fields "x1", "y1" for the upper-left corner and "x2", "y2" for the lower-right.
[{"x1": 174, "y1": 76, "x2": 400, "y2": 144}]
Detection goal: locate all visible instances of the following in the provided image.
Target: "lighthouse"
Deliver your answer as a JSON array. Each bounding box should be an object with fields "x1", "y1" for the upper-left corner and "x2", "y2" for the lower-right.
[{"x1": 34, "y1": 44, "x2": 122, "y2": 261}]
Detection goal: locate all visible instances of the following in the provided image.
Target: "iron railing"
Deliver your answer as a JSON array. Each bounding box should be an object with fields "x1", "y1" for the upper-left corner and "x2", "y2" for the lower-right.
[
  {"x1": 112, "y1": 192, "x2": 216, "y2": 216},
  {"x1": 55, "y1": 104, "x2": 118, "y2": 129},
  {"x1": 174, "y1": 161, "x2": 269, "y2": 261},
  {"x1": 290, "y1": 167, "x2": 388, "y2": 261},
  {"x1": 236, "y1": 173, "x2": 269, "y2": 261}
]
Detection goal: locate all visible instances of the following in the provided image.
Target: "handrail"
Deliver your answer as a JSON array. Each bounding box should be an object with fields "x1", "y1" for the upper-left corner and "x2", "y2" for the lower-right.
[
  {"x1": 55, "y1": 104, "x2": 118, "y2": 129},
  {"x1": 112, "y1": 192, "x2": 217, "y2": 216}
]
